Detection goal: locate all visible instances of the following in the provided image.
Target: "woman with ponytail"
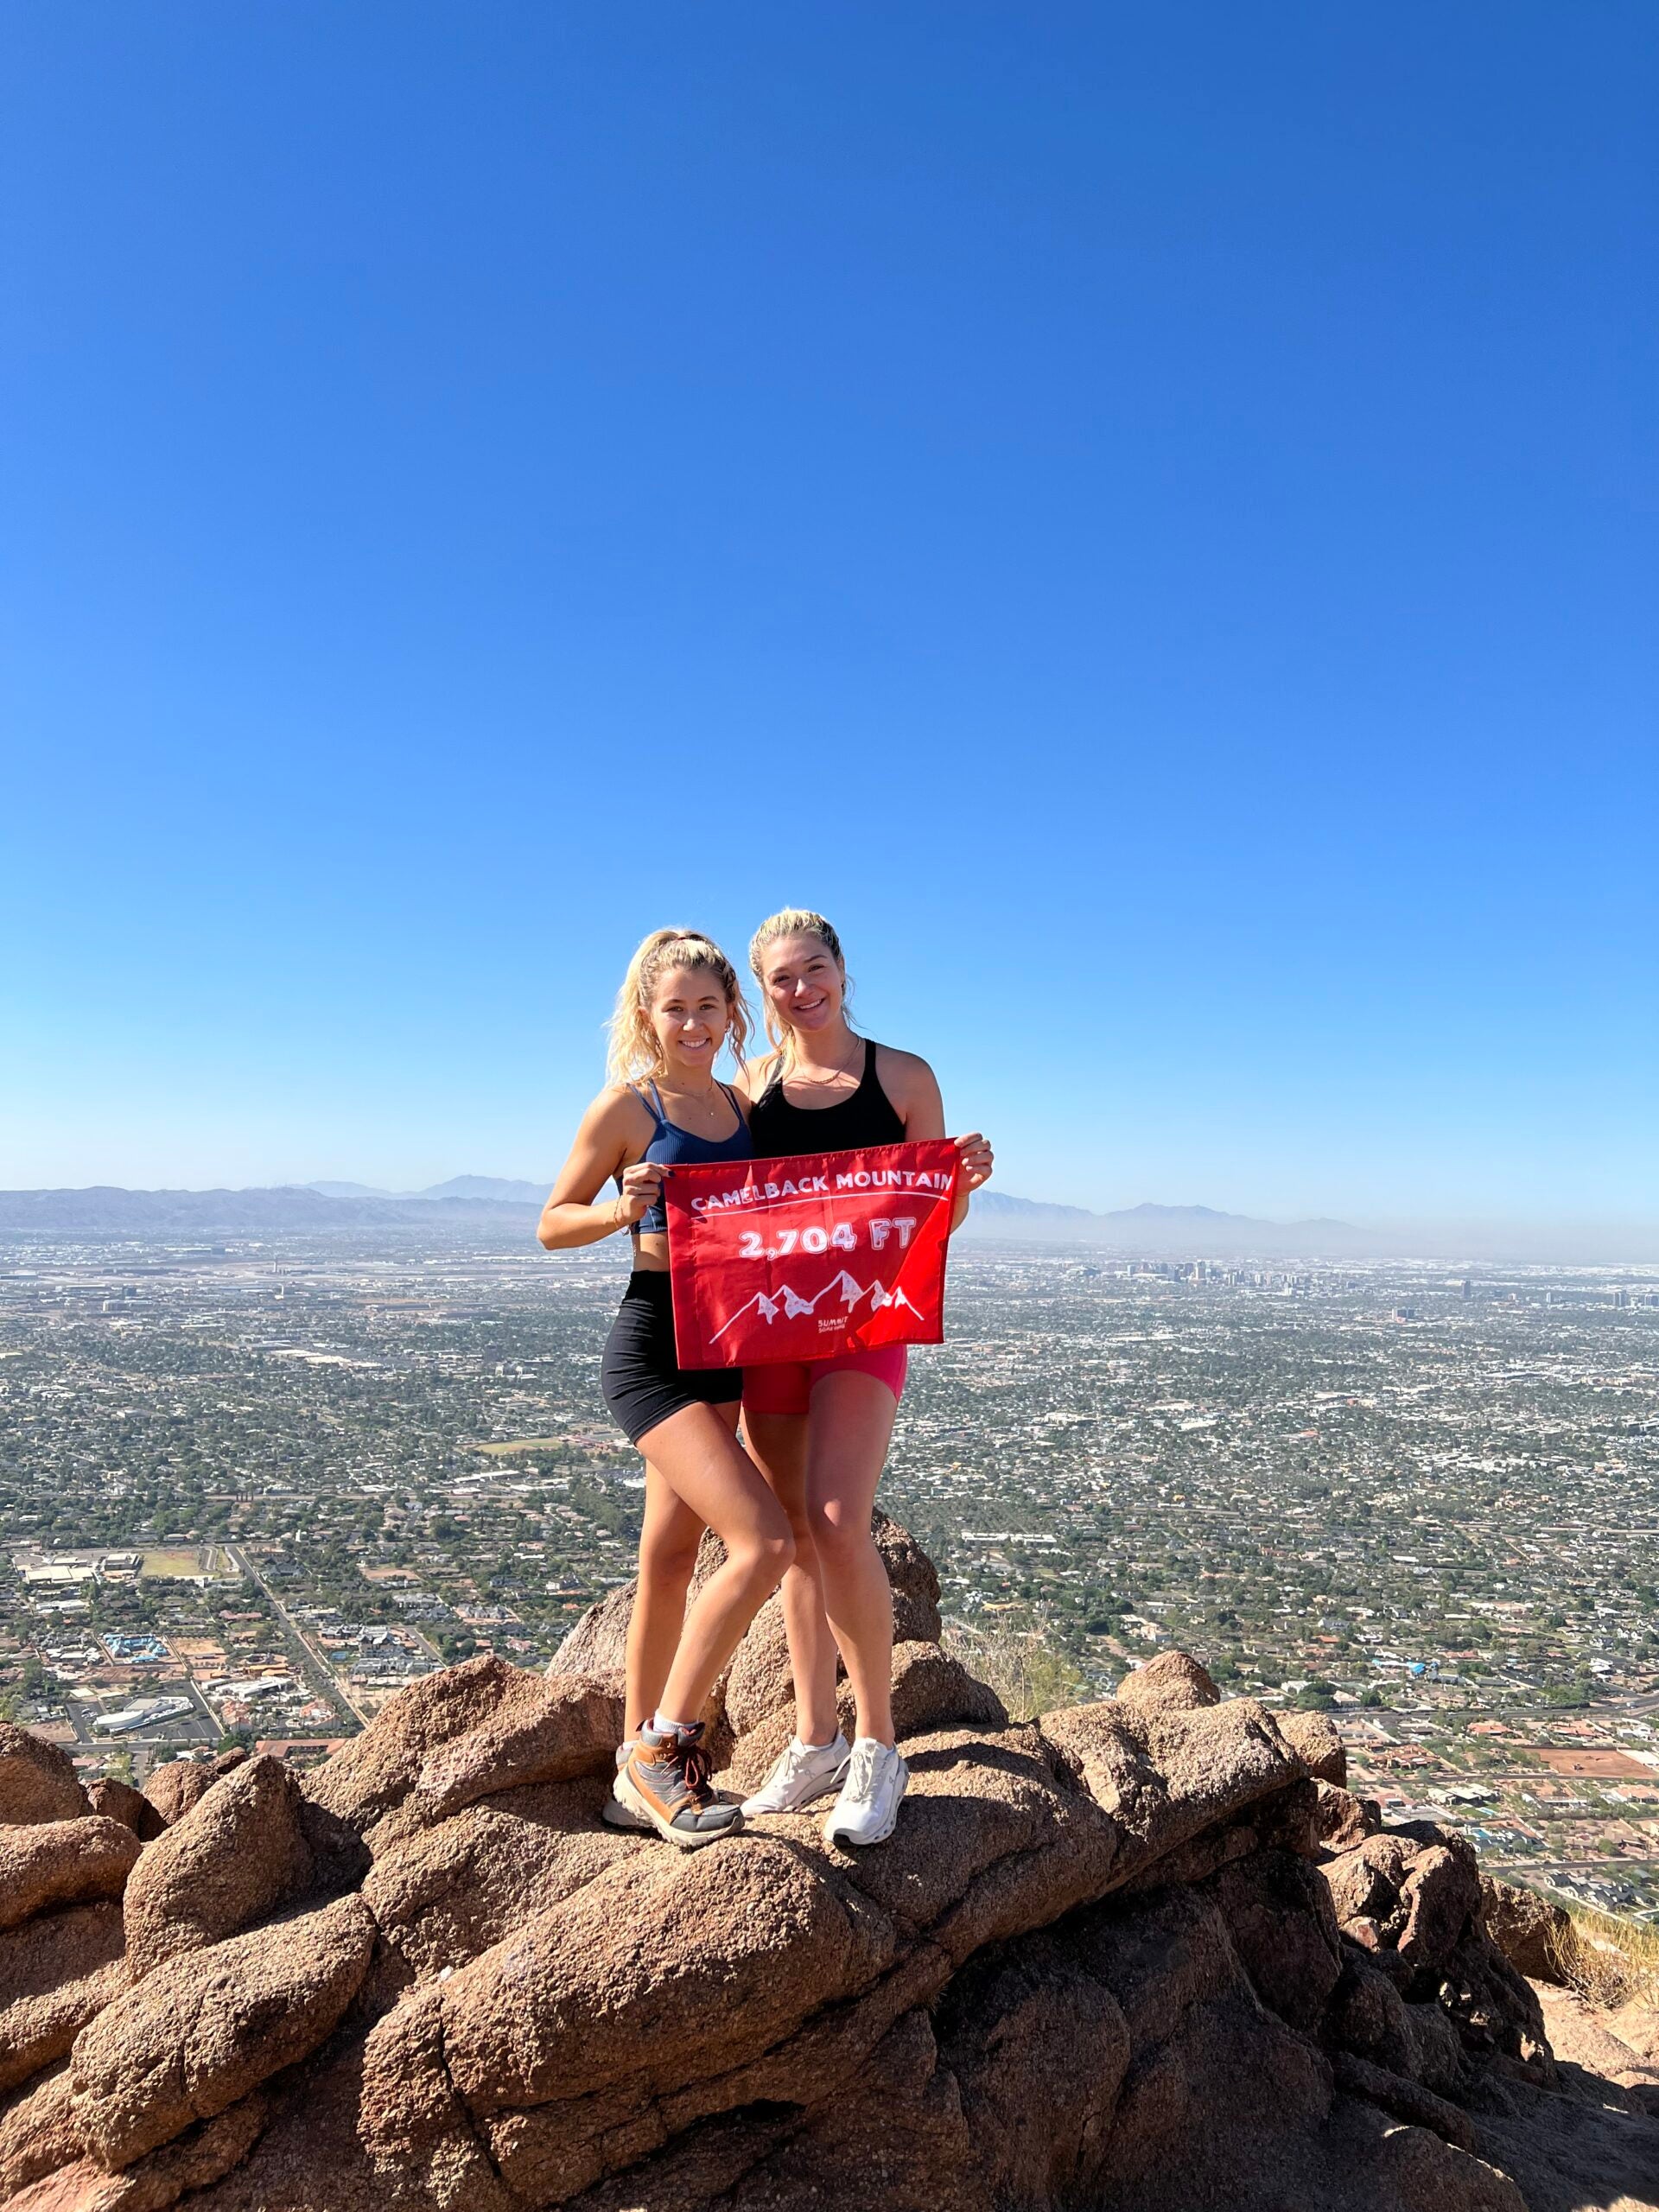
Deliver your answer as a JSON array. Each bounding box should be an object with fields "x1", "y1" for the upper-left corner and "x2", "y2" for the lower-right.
[
  {"x1": 734, "y1": 910, "x2": 993, "y2": 1847},
  {"x1": 538, "y1": 930, "x2": 792, "y2": 1847}
]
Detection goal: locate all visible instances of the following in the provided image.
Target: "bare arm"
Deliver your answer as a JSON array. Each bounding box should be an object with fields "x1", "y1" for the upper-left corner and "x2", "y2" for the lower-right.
[
  {"x1": 537, "y1": 1090, "x2": 661, "y2": 1251},
  {"x1": 877, "y1": 1047, "x2": 994, "y2": 1232}
]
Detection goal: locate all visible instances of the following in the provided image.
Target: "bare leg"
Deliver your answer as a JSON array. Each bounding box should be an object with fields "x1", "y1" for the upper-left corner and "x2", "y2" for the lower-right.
[
  {"x1": 637, "y1": 1402, "x2": 795, "y2": 1723},
  {"x1": 623, "y1": 1446, "x2": 715, "y2": 1735},
  {"x1": 804, "y1": 1371, "x2": 899, "y2": 1745},
  {"x1": 743, "y1": 1409, "x2": 841, "y2": 1745}
]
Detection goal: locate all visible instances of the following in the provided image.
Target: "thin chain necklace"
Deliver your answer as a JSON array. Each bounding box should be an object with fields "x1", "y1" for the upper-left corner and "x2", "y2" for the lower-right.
[
  {"x1": 657, "y1": 1069, "x2": 729, "y2": 1125},
  {"x1": 788, "y1": 1035, "x2": 861, "y2": 1090}
]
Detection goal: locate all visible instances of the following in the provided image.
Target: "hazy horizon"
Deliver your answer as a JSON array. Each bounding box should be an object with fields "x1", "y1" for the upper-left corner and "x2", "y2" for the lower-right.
[{"x1": 2, "y1": 1166, "x2": 1655, "y2": 1266}]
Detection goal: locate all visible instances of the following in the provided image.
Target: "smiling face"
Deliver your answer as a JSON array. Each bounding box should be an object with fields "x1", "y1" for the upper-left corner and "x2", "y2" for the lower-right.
[
  {"x1": 758, "y1": 931, "x2": 845, "y2": 1046},
  {"x1": 647, "y1": 965, "x2": 733, "y2": 1079}
]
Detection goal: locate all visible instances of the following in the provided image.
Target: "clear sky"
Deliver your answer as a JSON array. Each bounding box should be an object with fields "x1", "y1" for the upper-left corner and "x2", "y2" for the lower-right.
[{"x1": 3, "y1": 3, "x2": 1655, "y2": 1238}]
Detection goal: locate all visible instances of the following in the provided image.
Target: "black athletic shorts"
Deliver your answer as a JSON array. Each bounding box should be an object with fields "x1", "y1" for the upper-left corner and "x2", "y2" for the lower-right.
[{"x1": 601, "y1": 1271, "x2": 743, "y2": 1446}]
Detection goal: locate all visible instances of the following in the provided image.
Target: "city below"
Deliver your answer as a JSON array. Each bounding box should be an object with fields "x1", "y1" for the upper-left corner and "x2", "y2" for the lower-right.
[{"x1": 3, "y1": 1214, "x2": 1656, "y2": 1926}]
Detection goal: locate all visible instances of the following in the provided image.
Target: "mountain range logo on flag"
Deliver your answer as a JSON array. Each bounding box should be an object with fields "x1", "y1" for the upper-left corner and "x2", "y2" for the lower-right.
[
  {"x1": 710, "y1": 1272, "x2": 925, "y2": 1343},
  {"x1": 664, "y1": 1139, "x2": 959, "y2": 1369}
]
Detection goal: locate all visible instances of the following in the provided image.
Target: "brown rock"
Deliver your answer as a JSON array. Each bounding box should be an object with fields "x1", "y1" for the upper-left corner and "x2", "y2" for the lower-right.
[
  {"x1": 405, "y1": 1674, "x2": 622, "y2": 1823},
  {"x1": 1397, "y1": 1836, "x2": 1481, "y2": 1975},
  {"x1": 724, "y1": 2007, "x2": 989, "y2": 2212},
  {"x1": 1322, "y1": 1832, "x2": 1415, "y2": 1940},
  {"x1": 1406, "y1": 1995, "x2": 1469, "y2": 2097},
  {"x1": 547, "y1": 1581, "x2": 633, "y2": 1680},
  {"x1": 1205, "y1": 1847, "x2": 1342, "y2": 2035},
  {"x1": 0, "y1": 2066, "x2": 81, "y2": 2202},
  {"x1": 1279, "y1": 1707, "x2": 1347, "y2": 1785},
  {"x1": 120, "y1": 1757, "x2": 315, "y2": 1981},
  {"x1": 1326, "y1": 1952, "x2": 1419, "y2": 2075},
  {"x1": 718, "y1": 1594, "x2": 795, "y2": 1738},
  {"x1": 938, "y1": 1937, "x2": 1130, "y2": 2206},
  {"x1": 1039, "y1": 1694, "x2": 1305, "y2": 1880},
  {"x1": 0, "y1": 1821, "x2": 141, "y2": 1934},
  {"x1": 1332, "y1": 2099, "x2": 1529, "y2": 2212},
  {"x1": 303, "y1": 1655, "x2": 579, "y2": 1838},
  {"x1": 1053, "y1": 1885, "x2": 1338, "y2": 2203},
  {"x1": 874, "y1": 1510, "x2": 944, "y2": 1643},
  {"x1": 139, "y1": 1764, "x2": 218, "y2": 1829},
  {"x1": 82, "y1": 1785, "x2": 164, "y2": 1847},
  {"x1": 0, "y1": 1903, "x2": 126, "y2": 2094},
  {"x1": 1479, "y1": 1874, "x2": 1573, "y2": 1984},
  {"x1": 1314, "y1": 1780, "x2": 1381, "y2": 1853},
  {"x1": 1332, "y1": 2048, "x2": 1478, "y2": 2152},
  {"x1": 0, "y1": 1729, "x2": 87, "y2": 1828},
  {"x1": 69, "y1": 1896, "x2": 373, "y2": 2170},
  {"x1": 812, "y1": 1725, "x2": 1118, "y2": 1971},
  {"x1": 425, "y1": 1839, "x2": 894, "y2": 2120},
  {"x1": 1254, "y1": 1774, "x2": 1324, "y2": 1859},
  {"x1": 360, "y1": 1773, "x2": 644, "y2": 1997},
  {"x1": 1115, "y1": 1650, "x2": 1221, "y2": 1713},
  {"x1": 9, "y1": 2095, "x2": 267, "y2": 2211}
]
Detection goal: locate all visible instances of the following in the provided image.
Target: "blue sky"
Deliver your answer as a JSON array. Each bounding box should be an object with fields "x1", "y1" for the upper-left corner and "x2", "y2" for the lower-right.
[{"x1": 3, "y1": 3, "x2": 1655, "y2": 1234}]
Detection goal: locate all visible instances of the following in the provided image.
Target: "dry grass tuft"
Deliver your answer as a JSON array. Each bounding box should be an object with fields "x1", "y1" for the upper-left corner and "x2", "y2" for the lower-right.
[
  {"x1": 1548, "y1": 1904, "x2": 1659, "y2": 2012},
  {"x1": 943, "y1": 1620, "x2": 1085, "y2": 1720}
]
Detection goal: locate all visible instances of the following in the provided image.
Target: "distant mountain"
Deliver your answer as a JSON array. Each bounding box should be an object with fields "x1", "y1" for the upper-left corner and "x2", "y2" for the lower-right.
[
  {"x1": 413, "y1": 1176, "x2": 548, "y2": 1205},
  {"x1": 960, "y1": 1192, "x2": 1372, "y2": 1256},
  {"x1": 308, "y1": 1175, "x2": 549, "y2": 1205},
  {"x1": 0, "y1": 1180, "x2": 1360, "y2": 1253}
]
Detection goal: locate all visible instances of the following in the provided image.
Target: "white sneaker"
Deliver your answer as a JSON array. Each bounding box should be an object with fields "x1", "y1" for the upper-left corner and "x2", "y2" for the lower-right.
[
  {"x1": 740, "y1": 1732, "x2": 852, "y2": 1818},
  {"x1": 823, "y1": 1737, "x2": 908, "y2": 1847}
]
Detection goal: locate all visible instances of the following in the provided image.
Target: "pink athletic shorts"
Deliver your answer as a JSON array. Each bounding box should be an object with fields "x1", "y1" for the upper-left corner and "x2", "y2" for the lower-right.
[{"x1": 741, "y1": 1344, "x2": 908, "y2": 1418}]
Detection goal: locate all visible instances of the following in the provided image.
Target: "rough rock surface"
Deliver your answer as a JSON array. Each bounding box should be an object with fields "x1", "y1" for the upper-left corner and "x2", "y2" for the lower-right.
[
  {"x1": 0, "y1": 1823, "x2": 141, "y2": 1935},
  {"x1": 1479, "y1": 1875, "x2": 1573, "y2": 1983},
  {"x1": 0, "y1": 1904, "x2": 127, "y2": 2095},
  {"x1": 138, "y1": 1764, "x2": 217, "y2": 1830},
  {"x1": 81, "y1": 1786, "x2": 165, "y2": 1847},
  {"x1": 120, "y1": 1757, "x2": 315, "y2": 1978},
  {"x1": 0, "y1": 1730, "x2": 87, "y2": 1829},
  {"x1": 0, "y1": 1517, "x2": 1652, "y2": 2212}
]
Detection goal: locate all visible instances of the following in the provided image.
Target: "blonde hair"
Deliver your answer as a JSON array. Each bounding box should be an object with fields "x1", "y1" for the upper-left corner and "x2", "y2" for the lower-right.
[
  {"x1": 607, "y1": 930, "x2": 751, "y2": 1084},
  {"x1": 747, "y1": 908, "x2": 853, "y2": 1065}
]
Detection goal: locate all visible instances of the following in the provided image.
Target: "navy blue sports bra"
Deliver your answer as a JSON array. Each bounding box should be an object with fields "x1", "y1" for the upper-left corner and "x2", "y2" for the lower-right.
[{"x1": 623, "y1": 1080, "x2": 753, "y2": 1234}]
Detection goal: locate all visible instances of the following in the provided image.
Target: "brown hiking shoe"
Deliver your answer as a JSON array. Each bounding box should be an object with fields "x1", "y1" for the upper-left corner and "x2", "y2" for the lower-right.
[{"x1": 613, "y1": 1722, "x2": 742, "y2": 1848}]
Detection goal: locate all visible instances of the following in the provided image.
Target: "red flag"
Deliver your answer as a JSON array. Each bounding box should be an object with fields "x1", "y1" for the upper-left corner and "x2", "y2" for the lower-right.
[{"x1": 664, "y1": 1140, "x2": 959, "y2": 1370}]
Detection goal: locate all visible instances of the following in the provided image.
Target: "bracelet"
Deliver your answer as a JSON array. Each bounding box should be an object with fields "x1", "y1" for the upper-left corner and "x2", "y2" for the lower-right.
[{"x1": 612, "y1": 1196, "x2": 629, "y2": 1232}]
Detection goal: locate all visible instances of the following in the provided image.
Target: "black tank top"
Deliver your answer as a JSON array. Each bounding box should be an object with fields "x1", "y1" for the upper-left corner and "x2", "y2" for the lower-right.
[{"x1": 748, "y1": 1038, "x2": 906, "y2": 1160}]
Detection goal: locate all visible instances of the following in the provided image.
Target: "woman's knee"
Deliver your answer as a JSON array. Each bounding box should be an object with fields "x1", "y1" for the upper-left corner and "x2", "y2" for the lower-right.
[
  {"x1": 809, "y1": 1497, "x2": 876, "y2": 1568},
  {"x1": 730, "y1": 1517, "x2": 796, "y2": 1587}
]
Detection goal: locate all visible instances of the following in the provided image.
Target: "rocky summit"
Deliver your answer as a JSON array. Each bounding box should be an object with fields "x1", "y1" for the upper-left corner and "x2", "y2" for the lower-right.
[{"x1": 1, "y1": 1517, "x2": 1655, "y2": 2212}]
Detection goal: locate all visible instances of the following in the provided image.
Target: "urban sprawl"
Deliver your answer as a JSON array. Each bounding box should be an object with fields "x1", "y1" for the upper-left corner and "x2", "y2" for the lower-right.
[{"x1": 2, "y1": 1227, "x2": 1656, "y2": 1923}]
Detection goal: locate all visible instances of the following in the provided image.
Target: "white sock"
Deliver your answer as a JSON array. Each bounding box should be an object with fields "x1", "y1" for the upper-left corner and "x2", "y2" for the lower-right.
[
  {"x1": 650, "y1": 1712, "x2": 693, "y2": 1738},
  {"x1": 798, "y1": 1733, "x2": 840, "y2": 1751}
]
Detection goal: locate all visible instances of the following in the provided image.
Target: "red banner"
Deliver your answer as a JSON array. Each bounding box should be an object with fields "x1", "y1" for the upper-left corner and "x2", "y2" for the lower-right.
[{"x1": 664, "y1": 1140, "x2": 959, "y2": 1370}]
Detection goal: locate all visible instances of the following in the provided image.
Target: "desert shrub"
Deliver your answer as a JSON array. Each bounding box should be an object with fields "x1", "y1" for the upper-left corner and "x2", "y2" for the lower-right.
[{"x1": 943, "y1": 1620, "x2": 1084, "y2": 1719}]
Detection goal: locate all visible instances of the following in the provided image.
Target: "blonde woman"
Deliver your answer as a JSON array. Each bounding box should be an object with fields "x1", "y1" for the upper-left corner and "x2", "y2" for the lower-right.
[
  {"x1": 735, "y1": 910, "x2": 993, "y2": 1846},
  {"x1": 538, "y1": 930, "x2": 792, "y2": 1847}
]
